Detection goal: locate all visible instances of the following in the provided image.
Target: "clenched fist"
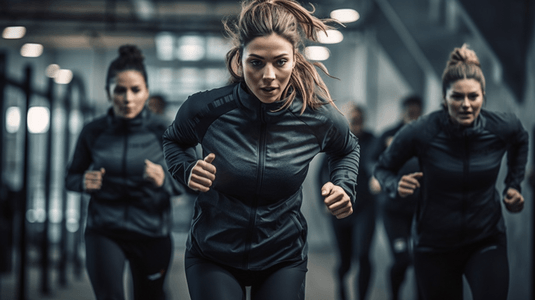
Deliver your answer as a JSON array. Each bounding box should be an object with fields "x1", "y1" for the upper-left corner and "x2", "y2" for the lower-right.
[
  {"x1": 84, "y1": 168, "x2": 106, "y2": 192},
  {"x1": 321, "y1": 182, "x2": 353, "y2": 219},
  {"x1": 188, "y1": 153, "x2": 217, "y2": 192},
  {"x1": 144, "y1": 159, "x2": 165, "y2": 187}
]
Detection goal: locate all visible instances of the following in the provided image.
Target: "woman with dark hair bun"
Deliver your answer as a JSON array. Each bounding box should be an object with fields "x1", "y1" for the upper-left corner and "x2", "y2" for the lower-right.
[
  {"x1": 374, "y1": 44, "x2": 529, "y2": 300},
  {"x1": 163, "y1": 0, "x2": 360, "y2": 299},
  {"x1": 66, "y1": 44, "x2": 181, "y2": 300}
]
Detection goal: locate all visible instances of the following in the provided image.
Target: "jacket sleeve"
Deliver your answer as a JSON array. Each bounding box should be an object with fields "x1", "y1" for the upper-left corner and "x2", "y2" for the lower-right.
[
  {"x1": 321, "y1": 108, "x2": 360, "y2": 204},
  {"x1": 149, "y1": 119, "x2": 187, "y2": 197},
  {"x1": 503, "y1": 115, "x2": 529, "y2": 194},
  {"x1": 160, "y1": 173, "x2": 185, "y2": 197},
  {"x1": 65, "y1": 126, "x2": 92, "y2": 193},
  {"x1": 317, "y1": 154, "x2": 330, "y2": 189},
  {"x1": 162, "y1": 97, "x2": 201, "y2": 188},
  {"x1": 373, "y1": 122, "x2": 419, "y2": 199}
]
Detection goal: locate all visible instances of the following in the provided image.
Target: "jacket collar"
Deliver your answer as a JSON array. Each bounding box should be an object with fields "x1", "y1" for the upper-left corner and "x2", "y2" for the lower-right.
[
  {"x1": 234, "y1": 82, "x2": 301, "y2": 122},
  {"x1": 106, "y1": 107, "x2": 147, "y2": 129},
  {"x1": 440, "y1": 108, "x2": 486, "y2": 138}
]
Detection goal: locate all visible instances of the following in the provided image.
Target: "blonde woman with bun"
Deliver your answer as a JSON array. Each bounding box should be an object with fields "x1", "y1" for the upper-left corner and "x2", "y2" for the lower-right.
[{"x1": 374, "y1": 44, "x2": 529, "y2": 300}]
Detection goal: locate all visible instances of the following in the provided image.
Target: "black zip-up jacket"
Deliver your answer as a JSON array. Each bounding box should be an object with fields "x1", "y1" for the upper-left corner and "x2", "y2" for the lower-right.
[
  {"x1": 374, "y1": 109, "x2": 528, "y2": 250},
  {"x1": 163, "y1": 83, "x2": 360, "y2": 270},
  {"x1": 65, "y1": 108, "x2": 179, "y2": 238}
]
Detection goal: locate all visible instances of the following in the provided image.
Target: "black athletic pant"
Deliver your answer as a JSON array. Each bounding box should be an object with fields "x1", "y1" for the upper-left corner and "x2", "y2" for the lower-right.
[
  {"x1": 413, "y1": 233, "x2": 509, "y2": 300},
  {"x1": 382, "y1": 208, "x2": 420, "y2": 300},
  {"x1": 85, "y1": 230, "x2": 173, "y2": 300},
  {"x1": 185, "y1": 250, "x2": 307, "y2": 300},
  {"x1": 331, "y1": 201, "x2": 376, "y2": 300}
]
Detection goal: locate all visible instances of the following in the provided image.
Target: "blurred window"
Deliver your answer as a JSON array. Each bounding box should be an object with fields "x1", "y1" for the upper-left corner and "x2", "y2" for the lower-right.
[{"x1": 149, "y1": 33, "x2": 231, "y2": 106}]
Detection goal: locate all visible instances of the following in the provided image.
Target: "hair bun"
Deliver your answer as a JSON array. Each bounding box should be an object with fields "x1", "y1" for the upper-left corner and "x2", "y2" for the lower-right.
[
  {"x1": 441, "y1": 43, "x2": 485, "y2": 98},
  {"x1": 118, "y1": 44, "x2": 144, "y2": 63},
  {"x1": 447, "y1": 43, "x2": 480, "y2": 67}
]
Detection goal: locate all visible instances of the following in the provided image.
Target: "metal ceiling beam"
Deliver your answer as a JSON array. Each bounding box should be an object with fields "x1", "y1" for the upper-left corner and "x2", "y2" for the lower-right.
[{"x1": 0, "y1": 0, "x2": 358, "y2": 49}]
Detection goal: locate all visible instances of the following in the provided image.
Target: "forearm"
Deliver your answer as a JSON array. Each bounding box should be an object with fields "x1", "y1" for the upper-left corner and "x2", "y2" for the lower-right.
[
  {"x1": 65, "y1": 149, "x2": 91, "y2": 193},
  {"x1": 504, "y1": 129, "x2": 529, "y2": 193},
  {"x1": 162, "y1": 129, "x2": 199, "y2": 186},
  {"x1": 373, "y1": 160, "x2": 401, "y2": 199},
  {"x1": 327, "y1": 136, "x2": 360, "y2": 203},
  {"x1": 65, "y1": 172, "x2": 85, "y2": 192},
  {"x1": 161, "y1": 169, "x2": 186, "y2": 196}
]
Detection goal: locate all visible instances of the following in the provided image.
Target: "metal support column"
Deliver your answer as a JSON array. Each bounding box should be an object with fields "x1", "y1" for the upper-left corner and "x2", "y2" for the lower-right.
[
  {"x1": 17, "y1": 65, "x2": 32, "y2": 300},
  {"x1": 40, "y1": 77, "x2": 55, "y2": 295}
]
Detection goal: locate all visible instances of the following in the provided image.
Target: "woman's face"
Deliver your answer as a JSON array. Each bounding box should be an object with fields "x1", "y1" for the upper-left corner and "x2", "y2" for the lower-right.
[
  {"x1": 444, "y1": 78, "x2": 484, "y2": 126},
  {"x1": 241, "y1": 33, "x2": 295, "y2": 104},
  {"x1": 109, "y1": 70, "x2": 149, "y2": 119}
]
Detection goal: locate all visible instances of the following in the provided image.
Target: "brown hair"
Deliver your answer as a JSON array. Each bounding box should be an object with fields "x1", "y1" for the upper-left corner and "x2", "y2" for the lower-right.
[
  {"x1": 441, "y1": 44, "x2": 485, "y2": 98},
  {"x1": 106, "y1": 45, "x2": 148, "y2": 96},
  {"x1": 224, "y1": 0, "x2": 340, "y2": 114}
]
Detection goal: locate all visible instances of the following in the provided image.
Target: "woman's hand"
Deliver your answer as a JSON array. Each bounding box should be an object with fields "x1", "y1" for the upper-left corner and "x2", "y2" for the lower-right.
[
  {"x1": 188, "y1": 153, "x2": 217, "y2": 192},
  {"x1": 84, "y1": 168, "x2": 105, "y2": 192},
  {"x1": 321, "y1": 182, "x2": 353, "y2": 219},
  {"x1": 144, "y1": 159, "x2": 165, "y2": 187},
  {"x1": 503, "y1": 188, "x2": 524, "y2": 213},
  {"x1": 397, "y1": 172, "x2": 423, "y2": 198}
]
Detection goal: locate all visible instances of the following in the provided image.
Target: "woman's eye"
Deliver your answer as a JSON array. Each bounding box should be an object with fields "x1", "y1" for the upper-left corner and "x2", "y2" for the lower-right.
[
  {"x1": 114, "y1": 87, "x2": 126, "y2": 94},
  {"x1": 250, "y1": 60, "x2": 262, "y2": 67},
  {"x1": 277, "y1": 59, "x2": 287, "y2": 66}
]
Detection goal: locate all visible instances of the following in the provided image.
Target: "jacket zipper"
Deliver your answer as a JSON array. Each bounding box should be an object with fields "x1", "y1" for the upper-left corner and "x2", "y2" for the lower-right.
[
  {"x1": 243, "y1": 105, "x2": 267, "y2": 269},
  {"x1": 461, "y1": 132, "x2": 470, "y2": 242},
  {"x1": 123, "y1": 128, "x2": 129, "y2": 224}
]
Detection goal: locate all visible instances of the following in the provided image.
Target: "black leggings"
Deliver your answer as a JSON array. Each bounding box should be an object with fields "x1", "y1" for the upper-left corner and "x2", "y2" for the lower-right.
[
  {"x1": 185, "y1": 250, "x2": 307, "y2": 300},
  {"x1": 331, "y1": 201, "x2": 376, "y2": 300},
  {"x1": 413, "y1": 234, "x2": 509, "y2": 300},
  {"x1": 85, "y1": 230, "x2": 173, "y2": 300},
  {"x1": 382, "y1": 208, "x2": 419, "y2": 300}
]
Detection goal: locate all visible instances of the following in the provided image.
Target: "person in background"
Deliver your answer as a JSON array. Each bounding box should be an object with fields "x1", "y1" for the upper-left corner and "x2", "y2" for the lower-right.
[
  {"x1": 374, "y1": 44, "x2": 528, "y2": 300},
  {"x1": 148, "y1": 94, "x2": 167, "y2": 116},
  {"x1": 370, "y1": 95, "x2": 423, "y2": 300},
  {"x1": 318, "y1": 103, "x2": 377, "y2": 300},
  {"x1": 162, "y1": 1, "x2": 360, "y2": 299},
  {"x1": 65, "y1": 45, "x2": 180, "y2": 300}
]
